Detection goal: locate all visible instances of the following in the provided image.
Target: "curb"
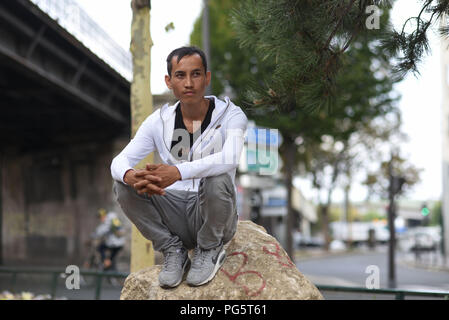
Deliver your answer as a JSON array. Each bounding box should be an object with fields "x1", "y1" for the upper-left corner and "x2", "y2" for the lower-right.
[
  {"x1": 399, "y1": 259, "x2": 449, "y2": 273},
  {"x1": 294, "y1": 249, "x2": 380, "y2": 261}
]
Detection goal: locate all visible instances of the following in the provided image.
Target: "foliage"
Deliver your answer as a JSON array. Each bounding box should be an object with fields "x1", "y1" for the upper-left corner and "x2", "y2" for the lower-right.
[
  {"x1": 230, "y1": 0, "x2": 395, "y2": 113},
  {"x1": 192, "y1": 1, "x2": 399, "y2": 149},
  {"x1": 361, "y1": 210, "x2": 387, "y2": 222},
  {"x1": 210, "y1": 0, "x2": 401, "y2": 253},
  {"x1": 382, "y1": 0, "x2": 449, "y2": 79},
  {"x1": 329, "y1": 206, "x2": 344, "y2": 222},
  {"x1": 329, "y1": 206, "x2": 364, "y2": 222},
  {"x1": 190, "y1": 0, "x2": 270, "y2": 105},
  {"x1": 363, "y1": 153, "x2": 422, "y2": 198},
  {"x1": 430, "y1": 201, "x2": 442, "y2": 226},
  {"x1": 0, "y1": 291, "x2": 55, "y2": 300}
]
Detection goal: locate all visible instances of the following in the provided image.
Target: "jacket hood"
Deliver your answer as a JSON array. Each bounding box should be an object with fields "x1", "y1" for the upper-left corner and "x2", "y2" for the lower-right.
[
  {"x1": 159, "y1": 95, "x2": 232, "y2": 122},
  {"x1": 158, "y1": 95, "x2": 233, "y2": 165}
]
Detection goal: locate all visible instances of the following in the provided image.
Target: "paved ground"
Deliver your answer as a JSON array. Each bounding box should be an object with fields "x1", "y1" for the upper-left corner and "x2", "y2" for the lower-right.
[{"x1": 295, "y1": 246, "x2": 449, "y2": 299}]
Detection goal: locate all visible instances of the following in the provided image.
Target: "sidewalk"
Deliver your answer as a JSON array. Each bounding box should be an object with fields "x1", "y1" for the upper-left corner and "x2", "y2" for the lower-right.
[
  {"x1": 294, "y1": 246, "x2": 382, "y2": 288},
  {"x1": 398, "y1": 251, "x2": 449, "y2": 273},
  {"x1": 295, "y1": 246, "x2": 449, "y2": 272},
  {"x1": 294, "y1": 245, "x2": 382, "y2": 261},
  {"x1": 295, "y1": 245, "x2": 449, "y2": 274},
  {"x1": 295, "y1": 246, "x2": 449, "y2": 297}
]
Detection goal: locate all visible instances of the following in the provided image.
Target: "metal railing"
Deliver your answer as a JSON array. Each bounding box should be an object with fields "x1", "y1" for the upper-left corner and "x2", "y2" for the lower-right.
[
  {"x1": 1, "y1": 266, "x2": 449, "y2": 300},
  {"x1": 316, "y1": 284, "x2": 449, "y2": 300},
  {"x1": 29, "y1": 0, "x2": 132, "y2": 80},
  {"x1": 0, "y1": 266, "x2": 128, "y2": 300}
]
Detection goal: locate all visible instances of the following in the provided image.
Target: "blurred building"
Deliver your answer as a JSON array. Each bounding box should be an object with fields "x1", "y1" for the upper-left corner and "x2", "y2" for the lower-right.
[
  {"x1": 327, "y1": 199, "x2": 443, "y2": 247},
  {"x1": 352, "y1": 200, "x2": 438, "y2": 228},
  {"x1": 237, "y1": 121, "x2": 317, "y2": 247},
  {"x1": 0, "y1": 0, "x2": 135, "y2": 267},
  {"x1": 0, "y1": 0, "x2": 182, "y2": 268},
  {"x1": 0, "y1": 88, "x2": 174, "y2": 268},
  {"x1": 237, "y1": 176, "x2": 318, "y2": 248}
]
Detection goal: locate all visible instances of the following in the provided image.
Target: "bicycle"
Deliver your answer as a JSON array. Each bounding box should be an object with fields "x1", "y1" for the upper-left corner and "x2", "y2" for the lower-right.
[{"x1": 80, "y1": 239, "x2": 125, "y2": 288}]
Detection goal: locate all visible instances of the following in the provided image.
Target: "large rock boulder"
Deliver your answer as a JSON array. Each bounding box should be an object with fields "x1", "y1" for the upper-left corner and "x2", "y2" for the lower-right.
[{"x1": 120, "y1": 220, "x2": 323, "y2": 300}]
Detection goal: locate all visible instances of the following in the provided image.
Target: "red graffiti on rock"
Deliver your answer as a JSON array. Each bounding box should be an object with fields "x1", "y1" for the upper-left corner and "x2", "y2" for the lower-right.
[
  {"x1": 262, "y1": 242, "x2": 295, "y2": 268},
  {"x1": 220, "y1": 251, "x2": 266, "y2": 297}
]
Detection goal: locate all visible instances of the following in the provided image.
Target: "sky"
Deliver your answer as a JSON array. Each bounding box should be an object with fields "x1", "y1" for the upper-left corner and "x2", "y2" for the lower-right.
[
  {"x1": 385, "y1": 1, "x2": 442, "y2": 203},
  {"x1": 75, "y1": 0, "x2": 203, "y2": 93},
  {"x1": 73, "y1": 0, "x2": 443, "y2": 204}
]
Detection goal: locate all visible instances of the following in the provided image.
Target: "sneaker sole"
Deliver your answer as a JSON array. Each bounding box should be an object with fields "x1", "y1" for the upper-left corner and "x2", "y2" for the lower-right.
[
  {"x1": 189, "y1": 249, "x2": 226, "y2": 287},
  {"x1": 159, "y1": 258, "x2": 190, "y2": 288}
]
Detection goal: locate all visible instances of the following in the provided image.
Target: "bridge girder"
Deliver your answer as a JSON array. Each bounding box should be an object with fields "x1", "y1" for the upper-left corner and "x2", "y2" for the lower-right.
[{"x1": 0, "y1": 0, "x2": 131, "y2": 150}]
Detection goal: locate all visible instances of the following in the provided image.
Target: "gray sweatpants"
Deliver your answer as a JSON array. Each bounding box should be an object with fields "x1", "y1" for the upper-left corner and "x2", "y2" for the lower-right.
[{"x1": 113, "y1": 173, "x2": 238, "y2": 252}]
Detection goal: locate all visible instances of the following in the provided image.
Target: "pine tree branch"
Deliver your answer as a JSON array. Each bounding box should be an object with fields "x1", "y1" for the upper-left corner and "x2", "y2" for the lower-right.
[
  {"x1": 339, "y1": 3, "x2": 367, "y2": 54},
  {"x1": 297, "y1": 29, "x2": 320, "y2": 52},
  {"x1": 400, "y1": 0, "x2": 431, "y2": 36},
  {"x1": 323, "y1": 0, "x2": 357, "y2": 50},
  {"x1": 416, "y1": 0, "x2": 433, "y2": 32}
]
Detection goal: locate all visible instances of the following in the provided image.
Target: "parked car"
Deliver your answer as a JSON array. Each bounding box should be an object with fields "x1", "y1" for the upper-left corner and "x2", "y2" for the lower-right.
[
  {"x1": 398, "y1": 227, "x2": 441, "y2": 252},
  {"x1": 293, "y1": 231, "x2": 324, "y2": 248}
]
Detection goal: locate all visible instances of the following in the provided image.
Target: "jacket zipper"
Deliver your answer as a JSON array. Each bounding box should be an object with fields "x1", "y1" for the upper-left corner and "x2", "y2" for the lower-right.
[
  {"x1": 161, "y1": 97, "x2": 231, "y2": 191},
  {"x1": 187, "y1": 99, "x2": 230, "y2": 191}
]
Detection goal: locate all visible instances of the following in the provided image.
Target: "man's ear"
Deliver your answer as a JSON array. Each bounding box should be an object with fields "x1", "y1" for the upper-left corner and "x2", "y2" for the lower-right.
[
  {"x1": 165, "y1": 75, "x2": 172, "y2": 89},
  {"x1": 206, "y1": 71, "x2": 211, "y2": 86}
]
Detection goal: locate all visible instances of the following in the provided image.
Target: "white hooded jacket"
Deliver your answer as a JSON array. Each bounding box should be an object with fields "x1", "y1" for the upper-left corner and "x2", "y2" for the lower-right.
[{"x1": 110, "y1": 95, "x2": 248, "y2": 192}]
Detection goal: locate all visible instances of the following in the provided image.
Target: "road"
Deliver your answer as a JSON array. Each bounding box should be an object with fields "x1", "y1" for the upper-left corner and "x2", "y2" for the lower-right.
[{"x1": 295, "y1": 247, "x2": 449, "y2": 299}]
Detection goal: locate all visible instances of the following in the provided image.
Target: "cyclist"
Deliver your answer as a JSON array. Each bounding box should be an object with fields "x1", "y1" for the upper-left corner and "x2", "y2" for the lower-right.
[{"x1": 92, "y1": 208, "x2": 125, "y2": 271}]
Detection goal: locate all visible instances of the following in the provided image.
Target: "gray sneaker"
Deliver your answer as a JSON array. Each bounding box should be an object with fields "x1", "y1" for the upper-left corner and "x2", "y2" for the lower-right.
[
  {"x1": 186, "y1": 243, "x2": 226, "y2": 286},
  {"x1": 159, "y1": 247, "x2": 190, "y2": 288}
]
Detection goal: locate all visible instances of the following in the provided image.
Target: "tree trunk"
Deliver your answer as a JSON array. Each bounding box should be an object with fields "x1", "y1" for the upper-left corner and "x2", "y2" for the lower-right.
[
  {"x1": 321, "y1": 178, "x2": 336, "y2": 251},
  {"x1": 284, "y1": 139, "x2": 295, "y2": 260},
  {"x1": 320, "y1": 205, "x2": 331, "y2": 251},
  {"x1": 387, "y1": 156, "x2": 396, "y2": 288},
  {"x1": 344, "y1": 184, "x2": 353, "y2": 248},
  {"x1": 320, "y1": 159, "x2": 341, "y2": 251},
  {"x1": 130, "y1": 0, "x2": 155, "y2": 273}
]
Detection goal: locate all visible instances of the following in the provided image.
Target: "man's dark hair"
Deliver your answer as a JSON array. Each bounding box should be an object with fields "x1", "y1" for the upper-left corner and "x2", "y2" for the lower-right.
[{"x1": 166, "y1": 46, "x2": 208, "y2": 77}]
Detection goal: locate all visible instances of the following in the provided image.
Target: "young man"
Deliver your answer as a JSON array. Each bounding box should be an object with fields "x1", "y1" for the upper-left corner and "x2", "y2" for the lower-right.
[{"x1": 111, "y1": 46, "x2": 248, "y2": 288}]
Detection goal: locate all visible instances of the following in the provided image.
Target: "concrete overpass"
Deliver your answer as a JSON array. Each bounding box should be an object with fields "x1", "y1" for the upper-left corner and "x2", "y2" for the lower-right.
[
  {"x1": 0, "y1": 0, "x2": 133, "y2": 265},
  {"x1": 0, "y1": 0, "x2": 131, "y2": 151}
]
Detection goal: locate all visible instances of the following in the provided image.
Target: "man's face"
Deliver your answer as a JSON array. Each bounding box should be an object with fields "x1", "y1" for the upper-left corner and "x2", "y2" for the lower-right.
[{"x1": 165, "y1": 54, "x2": 211, "y2": 104}]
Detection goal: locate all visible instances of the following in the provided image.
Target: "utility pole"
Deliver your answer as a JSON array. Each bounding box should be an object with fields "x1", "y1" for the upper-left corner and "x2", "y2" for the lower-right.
[
  {"x1": 129, "y1": 0, "x2": 154, "y2": 273},
  {"x1": 202, "y1": 0, "x2": 212, "y2": 95}
]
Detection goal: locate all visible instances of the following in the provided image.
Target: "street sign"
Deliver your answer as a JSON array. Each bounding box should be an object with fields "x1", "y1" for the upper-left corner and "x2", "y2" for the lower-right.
[
  {"x1": 246, "y1": 127, "x2": 281, "y2": 146},
  {"x1": 245, "y1": 127, "x2": 281, "y2": 175}
]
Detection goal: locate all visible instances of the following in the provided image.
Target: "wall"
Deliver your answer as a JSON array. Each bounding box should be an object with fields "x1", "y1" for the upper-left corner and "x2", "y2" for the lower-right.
[{"x1": 1, "y1": 137, "x2": 131, "y2": 267}]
